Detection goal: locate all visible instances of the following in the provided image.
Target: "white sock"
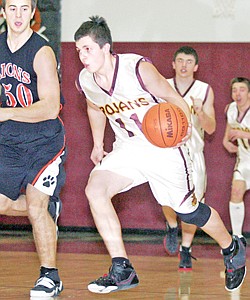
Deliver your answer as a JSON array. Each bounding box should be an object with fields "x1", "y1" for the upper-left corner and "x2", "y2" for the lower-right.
[{"x1": 229, "y1": 201, "x2": 245, "y2": 236}]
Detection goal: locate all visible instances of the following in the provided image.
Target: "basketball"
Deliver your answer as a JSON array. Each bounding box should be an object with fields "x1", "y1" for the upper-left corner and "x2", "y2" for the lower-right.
[{"x1": 142, "y1": 102, "x2": 188, "y2": 148}]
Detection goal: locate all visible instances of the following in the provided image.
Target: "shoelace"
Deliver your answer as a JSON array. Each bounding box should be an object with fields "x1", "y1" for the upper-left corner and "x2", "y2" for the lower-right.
[
  {"x1": 190, "y1": 254, "x2": 197, "y2": 261},
  {"x1": 96, "y1": 273, "x2": 116, "y2": 285},
  {"x1": 181, "y1": 249, "x2": 197, "y2": 261}
]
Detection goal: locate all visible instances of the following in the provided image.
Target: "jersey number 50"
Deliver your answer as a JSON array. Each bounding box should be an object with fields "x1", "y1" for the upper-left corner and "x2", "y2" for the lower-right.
[{"x1": 2, "y1": 83, "x2": 33, "y2": 107}]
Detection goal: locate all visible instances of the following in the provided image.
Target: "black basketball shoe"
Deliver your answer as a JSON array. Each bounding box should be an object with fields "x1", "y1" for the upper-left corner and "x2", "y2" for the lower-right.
[
  {"x1": 88, "y1": 261, "x2": 139, "y2": 293},
  {"x1": 179, "y1": 246, "x2": 197, "y2": 271},
  {"x1": 224, "y1": 236, "x2": 246, "y2": 291},
  {"x1": 30, "y1": 268, "x2": 63, "y2": 297}
]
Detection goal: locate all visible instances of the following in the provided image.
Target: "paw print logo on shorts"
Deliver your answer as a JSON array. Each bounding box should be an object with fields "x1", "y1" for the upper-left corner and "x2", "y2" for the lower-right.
[{"x1": 43, "y1": 175, "x2": 55, "y2": 188}]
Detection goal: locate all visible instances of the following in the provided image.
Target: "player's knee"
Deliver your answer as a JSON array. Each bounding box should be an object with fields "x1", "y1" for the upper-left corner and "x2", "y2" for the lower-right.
[
  {"x1": 85, "y1": 172, "x2": 115, "y2": 204},
  {"x1": 85, "y1": 179, "x2": 105, "y2": 204},
  {"x1": 176, "y1": 202, "x2": 211, "y2": 227},
  {"x1": 85, "y1": 183, "x2": 94, "y2": 202}
]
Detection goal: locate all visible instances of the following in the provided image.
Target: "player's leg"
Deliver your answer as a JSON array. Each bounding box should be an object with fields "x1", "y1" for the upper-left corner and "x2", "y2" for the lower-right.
[
  {"x1": 0, "y1": 192, "x2": 62, "y2": 237},
  {"x1": 153, "y1": 144, "x2": 245, "y2": 290},
  {"x1": 27, "y1": 185, "x2": 56, "y2": 266},
  {"x1": 198, "y1": 206, "x2": 232, "y2": 248},
  {"x1": 27, "y1": 184, "x2": 63, "y2": 297},
  {"x1": 28, "y1": 144, "x2": 65, "y2": 297},
  {"x1": 177, "y1": 203, "x2": 246, "y2": 291},
  {"x1": 179, "y1": 153, "x2": 206, "y2": 270},
  {"x1": 0, "y1": 192, "x2": 62, "y2": 219},
  {"x1": 201, "y1": 207, "x2": 246, "y2": 291},
  {"x1": 162, "y1": 206, "x2": 179, "y2": 255},
  {"x1": 180, "y1": 222, "x2": 197, "y2": 248},
  {"x1": 178, "y1": 222, "x2": 197, "y2": 271},
  {"x1": 0, "y1": 142, "x2": 28, "y2": 216},
  {"x1": 48, "y1": 196, "x2": 63, "y2": 239},
  {"x1": 86, "y1": 170, "x2": 132, "y2": 258},
  {"x1": 229, "y1": 179, "x2": 246, "y2": 237},
  {"x1": 85, "y1": 169, "x2": 139, "y2": 294},
  {"x1": 0, "y1": 194, "x2": 27, "y2": 216}
]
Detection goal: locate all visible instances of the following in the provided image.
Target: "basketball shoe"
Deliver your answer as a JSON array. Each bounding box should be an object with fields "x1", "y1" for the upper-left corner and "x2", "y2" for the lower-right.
[
  {"x1": 163, "y1": 224, "x2": 179, "y2": 255},
  {"x1": 30, "y1": 268, "x2": 63, "y2": 297},
  {"x1": 88, "y1": 261, "x2": 139, "y2": 293},
  {"x1": 240, "y1": 236, "x2": 247, "y2": 247},
  {"x1": 179, "y1": 246, "x2": 196, "y2": 271},
  {"x1": 224, "y1": 235, "x2": 246, "y2": 291}
]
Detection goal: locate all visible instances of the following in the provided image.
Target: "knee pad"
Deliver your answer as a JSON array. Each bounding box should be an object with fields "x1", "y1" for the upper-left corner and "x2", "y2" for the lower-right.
[{"x1": 176, "y1": 202, "x2": 211, "y2": 227}]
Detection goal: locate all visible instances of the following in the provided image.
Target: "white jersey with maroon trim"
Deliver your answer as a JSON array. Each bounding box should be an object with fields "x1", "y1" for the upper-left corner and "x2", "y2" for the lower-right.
[
  {"x1": 78, "y1": 53, "x2": 197, "y2": 212},
  {"x1": 167, "y1": 78, "x2": 210, "y2": 153},
  {"x1": 226, "y1": 102, "x2": 250, "y2": 188},
  {"x1": 227, "y1": 101, "x2": 250, "y2": 160},
  {"x1": 79, "y1": 53, "x2": 164, "y2": 144},
  {"x1": 167, "y1": 78, "x2": 210, "y2": 202}
]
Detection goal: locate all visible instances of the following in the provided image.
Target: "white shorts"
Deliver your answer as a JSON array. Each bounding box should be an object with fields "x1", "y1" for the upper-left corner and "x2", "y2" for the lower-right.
[
  {"x1": 233, "y1": 156, "x2": 250, "y2": 190},
  {"x1": 92, "y1": 137, "x2": 198, "y2": 214},
  {"x1": 190, "y1": 151, "x2": 206, "y2": 202}
]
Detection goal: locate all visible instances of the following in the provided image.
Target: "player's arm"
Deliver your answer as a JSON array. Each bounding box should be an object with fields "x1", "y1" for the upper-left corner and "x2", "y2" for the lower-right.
[
  {"x1": 223, "y1": 123, "x2": 238, "y2": 153},
  {"x1": 138, "y1": 61, "x2": 191, "y2": 121},
  {"x1": 86, "y1": 98, "x2": 107, "y2": 164},
  {"x1": 191, "y1": 87, "x2": 216, "y2": 134},
  {"x1": 0, "y1": 46, "x2": 60, "y2": 122}
]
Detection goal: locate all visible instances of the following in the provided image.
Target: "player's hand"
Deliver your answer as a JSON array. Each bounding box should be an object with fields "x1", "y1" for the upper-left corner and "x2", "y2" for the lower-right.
[
  {"x1": 191, "y1": 96, "x2": 203, "y2": 114},
  {"x1": 223, "y1": 140, "x2": 238, "y2": 153},
  {"x1": 175, "y1": 122, "x2": 192, "y2": 148},
  {"x1": 90, "y1": 146, "x2": 108, "y2": 165},
  {"x1": 228, "y1": 128, "x2": 243, "y2": 141}
]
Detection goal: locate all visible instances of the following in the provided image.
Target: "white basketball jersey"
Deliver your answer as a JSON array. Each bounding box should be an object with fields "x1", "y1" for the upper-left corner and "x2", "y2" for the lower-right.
[
  {"x1": 167, "y1": 78, "x2": 210, "y2": 153},
  {"x1": 78, "y1": 54, "x2": 163, "y2": 143},
  {"x1": 226, "y1": 101, "x2": 250, "y2": 160},
  {"x1": 78, "y1": 54, "x2": 196, "y2": 209},
  {"x1": 167, "y1": 78, "x2": 210, "y2": 201}
]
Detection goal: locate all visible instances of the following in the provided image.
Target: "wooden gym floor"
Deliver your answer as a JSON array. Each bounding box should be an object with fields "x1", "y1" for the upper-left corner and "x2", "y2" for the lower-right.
[{"x1": 0, "y1": 229, "x2": 250, "y2": 300}]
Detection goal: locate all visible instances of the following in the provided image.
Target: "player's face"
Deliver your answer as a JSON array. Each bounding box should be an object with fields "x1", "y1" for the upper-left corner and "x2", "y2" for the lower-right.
[
  {"x1": 2, "y1": 0, "x2": 35, "y2": 34},
  {"x1": 76, "y1": 35, "x2": 109, "y2": 74},
  {"x1": 172, "y1": 53, "x2": 198, "y2": 78},
  {"x1": 231, "y1": 82, "x2": 250, "y2": 108}
]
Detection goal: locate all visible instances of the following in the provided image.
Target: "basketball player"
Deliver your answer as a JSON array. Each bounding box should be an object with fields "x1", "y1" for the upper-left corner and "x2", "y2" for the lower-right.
[
  {"x1": 74, "y1": 16, "x2": 246, "y2": 294},
  {"x1": 162, "y1": 46, "x2": 216, "y2": 270},
  {"x1": 0, "y1": 0, "x2": 66, "y2": 297},
  {"x1": 223, "y1": 77, "x2": 250, "y2": 240}
]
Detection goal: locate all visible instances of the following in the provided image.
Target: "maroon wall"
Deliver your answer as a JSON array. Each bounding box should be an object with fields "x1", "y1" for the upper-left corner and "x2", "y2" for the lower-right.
[{"x1": 1, "y1": 42, "x2": 250, "y2": 232}]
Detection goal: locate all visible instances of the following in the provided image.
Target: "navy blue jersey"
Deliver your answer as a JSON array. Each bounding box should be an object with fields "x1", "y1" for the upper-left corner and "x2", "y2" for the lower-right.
[
  {"x1": 0, "y1": 31, "x2": 48, "y2": 107},
  {"x1": 0, "y1": 31, "x2": 66, "y2": 200}
]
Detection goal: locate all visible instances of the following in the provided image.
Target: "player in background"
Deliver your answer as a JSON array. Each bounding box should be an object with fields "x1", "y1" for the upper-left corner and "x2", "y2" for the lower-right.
[
  {"x1": 162, "y1": 46, "x2": 216, "y2": 271},
  {"x1": 0, "y1": 0, "x2": 66, "y2": 297},
  {"x1": 75, "y1": 16, "x2": 246, "y2": 294},
  {"x1": 223, "y1": 77, "x2": 250, "y2": 242}
]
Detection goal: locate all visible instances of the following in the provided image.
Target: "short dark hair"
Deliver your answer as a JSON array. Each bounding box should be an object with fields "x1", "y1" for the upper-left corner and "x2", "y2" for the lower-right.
[
  {"x1": 173, "y1": 46, "x2": 199, "y2": 64},
  {"x1": 2, "y1": 0, "x2": 37, "y2": 11},
  {"x1": 74, "y1": 16, "x2": 113, "y2": 53},
  {"x1": 231, "y1": 77, "x2": 250, "y2": 92}
]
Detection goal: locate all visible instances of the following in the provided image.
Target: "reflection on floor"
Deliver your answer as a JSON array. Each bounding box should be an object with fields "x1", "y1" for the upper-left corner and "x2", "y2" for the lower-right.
[{"x1": 1, "y1": 227, "x2": 250, "y2": 299}]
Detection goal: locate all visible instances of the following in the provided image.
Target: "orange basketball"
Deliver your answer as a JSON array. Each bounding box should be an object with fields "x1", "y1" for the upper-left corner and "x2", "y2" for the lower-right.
[{"x1": 142, "y1": 102, "x2": 188, "y2": 148}]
